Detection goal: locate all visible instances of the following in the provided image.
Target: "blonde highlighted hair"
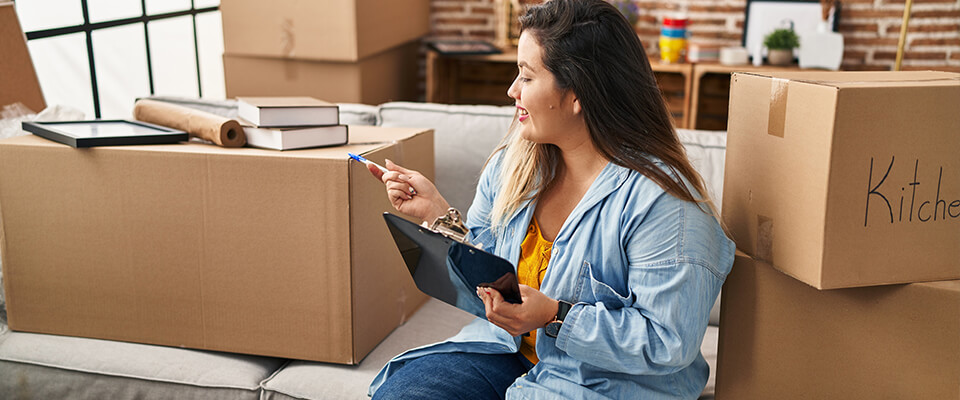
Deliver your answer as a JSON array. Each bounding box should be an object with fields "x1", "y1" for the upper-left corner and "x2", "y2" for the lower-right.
[{"x1": 488, "y1": 119, "x2": 559, "y2": 230}]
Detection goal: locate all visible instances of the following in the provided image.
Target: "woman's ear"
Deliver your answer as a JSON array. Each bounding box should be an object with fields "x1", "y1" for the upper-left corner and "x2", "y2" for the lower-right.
[{"x1": 572, "y1": 96, "x2": 582, "y2": 115}]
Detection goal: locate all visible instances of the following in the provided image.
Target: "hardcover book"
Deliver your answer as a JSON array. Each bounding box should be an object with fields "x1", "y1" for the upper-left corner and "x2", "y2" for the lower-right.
[
  {"x1": 237, "y1": 96, "x2": 339, "y2": 127},
  {"x1": 240, "y1": 121, "x2": 348, "y2": 151}
]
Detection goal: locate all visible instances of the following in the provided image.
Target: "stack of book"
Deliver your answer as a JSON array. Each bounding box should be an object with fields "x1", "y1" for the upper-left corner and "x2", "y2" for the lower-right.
[{"x1": 237, "y1": 97, "x2": 347, "y2": 150}]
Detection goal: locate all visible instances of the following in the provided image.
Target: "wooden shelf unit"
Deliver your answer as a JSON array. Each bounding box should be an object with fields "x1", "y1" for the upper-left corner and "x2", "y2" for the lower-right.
[
  {"x1": 649, "y1": 61, "x2": 693, "y2": 129},
  {"x1": 426, "y1": 49, "x2": 518, "y2": 106},
  {"x1": 426, "y1": 49, "x2": 805, "y2": 131}
]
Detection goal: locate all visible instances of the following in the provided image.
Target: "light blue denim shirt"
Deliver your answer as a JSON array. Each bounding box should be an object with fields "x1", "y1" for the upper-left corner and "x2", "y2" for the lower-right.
[{"x1": 370, "y1": 151, "x2": 735, "y2": 399}]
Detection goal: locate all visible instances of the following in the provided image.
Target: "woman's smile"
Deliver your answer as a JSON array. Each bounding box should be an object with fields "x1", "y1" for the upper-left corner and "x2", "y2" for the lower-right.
[{"x1": 518, "y1": 106, "x2": 529, "y2": 122}]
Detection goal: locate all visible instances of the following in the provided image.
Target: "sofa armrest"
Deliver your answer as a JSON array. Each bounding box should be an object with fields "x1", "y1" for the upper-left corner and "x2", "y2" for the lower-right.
[
  {"x1": 676, "y1": 129, "x2": 726, "y2": 212},
  {"x1": 675, "y1": 129, "x2": 727, "y2": 328}
]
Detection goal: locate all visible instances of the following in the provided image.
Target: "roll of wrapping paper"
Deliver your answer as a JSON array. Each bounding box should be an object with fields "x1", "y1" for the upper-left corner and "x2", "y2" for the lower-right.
[{"x1": 133, "y1": 99, "x2": 246, "y2": 147}]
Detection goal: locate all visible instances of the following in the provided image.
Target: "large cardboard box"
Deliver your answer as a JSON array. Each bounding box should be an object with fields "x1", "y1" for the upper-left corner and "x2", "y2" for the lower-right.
[
  {"x1": 224, "y1": 41, "x2": 419, "y2": 105},
  {"x1": 0, "y1": 126, "x2": 433, "y2": 364},
  {"x1": 723, "y1": 71, "x2": 960, "y2": 289},
  {"x1": 0, "y1": 2, "x2": 45, "y2": 112},
  {"x1": 221, "y1": 0, "x2": 429, "y2": 62},
  {"x1": 716, "y1": 253, "x2": 960, "y2": 399}
]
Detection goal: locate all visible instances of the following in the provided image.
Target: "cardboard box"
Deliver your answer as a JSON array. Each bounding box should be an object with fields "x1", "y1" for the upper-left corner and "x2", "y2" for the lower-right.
[
  {"x1": 0, "y1": 2, "x2": 45, "y2": 112},
  {"x1": 224, "y1": 41, "x2": 419, "y2": 105},
  {"x1": 221, "y1": 0, "x2": 429, "y2": 62},
  {"x1": 716, "y1": 253, "x2": 960, "y2": 399},
  {"x1": 0, "y1": 126, "x2": 433, "y2": 364},
  {"x1": 722, "y1": 71, "x2": 960, "y2": 289}
]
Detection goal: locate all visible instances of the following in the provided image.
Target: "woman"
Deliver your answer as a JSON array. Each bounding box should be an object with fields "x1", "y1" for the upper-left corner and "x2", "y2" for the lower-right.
[{"x1": 367, "y1": 0, "x2": 733, "y2": 398}]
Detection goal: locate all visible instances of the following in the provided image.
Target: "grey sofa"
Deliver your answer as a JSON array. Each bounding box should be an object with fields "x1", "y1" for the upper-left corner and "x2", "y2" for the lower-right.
[{"x1": 0, "y1": 100, "x2": 726, "y2": 399}]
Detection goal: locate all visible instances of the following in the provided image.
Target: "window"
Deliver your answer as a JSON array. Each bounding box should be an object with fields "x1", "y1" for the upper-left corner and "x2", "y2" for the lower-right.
[{"x1": 17, "y1": 0, "x2": 223, "y2": 119}]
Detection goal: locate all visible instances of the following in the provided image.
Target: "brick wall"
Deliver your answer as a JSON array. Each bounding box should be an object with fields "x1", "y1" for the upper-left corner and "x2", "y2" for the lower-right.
[{"x1": 428, "y1": 0, "x2": 960, "y2": 72}]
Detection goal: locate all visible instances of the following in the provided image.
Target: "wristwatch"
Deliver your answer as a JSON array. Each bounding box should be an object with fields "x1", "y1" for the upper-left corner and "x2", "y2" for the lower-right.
[{"x1": 544, "y1": 300, "x2": 573, "y2": 338}]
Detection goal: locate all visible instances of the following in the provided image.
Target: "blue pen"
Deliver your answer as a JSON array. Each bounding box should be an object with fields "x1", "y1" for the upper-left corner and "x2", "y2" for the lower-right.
[
  {"x1": 348, "y1": 152, "x2": 417, "y2": 195},
  {"x1": 348, "y1": 152, "x2": 388, "y2": 174}
]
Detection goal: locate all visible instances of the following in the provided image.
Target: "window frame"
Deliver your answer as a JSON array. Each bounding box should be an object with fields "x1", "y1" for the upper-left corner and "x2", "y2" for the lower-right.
[{"x1": 22, "y1": 0, "x2": 220, "y2": 118}]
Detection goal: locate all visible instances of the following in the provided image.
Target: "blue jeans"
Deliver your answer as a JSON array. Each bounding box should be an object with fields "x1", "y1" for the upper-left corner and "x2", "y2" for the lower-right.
[{"x1": 372, "y1": 352, "x2": 534, "y2": 400}]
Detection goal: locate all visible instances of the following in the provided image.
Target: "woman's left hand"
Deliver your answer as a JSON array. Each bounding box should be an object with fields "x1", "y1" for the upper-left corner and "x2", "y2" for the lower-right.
[{"x1": 478, "y1": 284, "x2": 558, "y2": 337}]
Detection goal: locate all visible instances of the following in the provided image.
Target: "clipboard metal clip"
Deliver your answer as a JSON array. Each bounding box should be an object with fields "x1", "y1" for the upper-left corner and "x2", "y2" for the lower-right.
[{"x1": 429, "y1": 208, "x2": 470, "y2": 244}]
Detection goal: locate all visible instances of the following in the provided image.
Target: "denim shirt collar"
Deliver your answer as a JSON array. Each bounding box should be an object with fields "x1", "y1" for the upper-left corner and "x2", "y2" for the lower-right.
[{"x1": 500, "y1": 162, "x2": 628, "y2": 267}]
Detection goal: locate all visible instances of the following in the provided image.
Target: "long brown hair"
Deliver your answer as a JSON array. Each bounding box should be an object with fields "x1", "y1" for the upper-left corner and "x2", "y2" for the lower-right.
[{"x1": 489, "y1": 0, "x2": 716, "y2": 229}]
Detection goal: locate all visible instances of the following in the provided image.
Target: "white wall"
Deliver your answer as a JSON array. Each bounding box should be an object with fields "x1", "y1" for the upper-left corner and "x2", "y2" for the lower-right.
[{"x1": 16, "y1": 0, "x2": 224, "y2": 119}]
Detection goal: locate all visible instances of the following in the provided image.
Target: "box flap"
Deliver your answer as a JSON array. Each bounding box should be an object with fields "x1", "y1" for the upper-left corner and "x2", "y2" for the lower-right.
[
  {"x1": 349, "y1": 125, "x2": 433, "y2": 146},
  {"x1": 0, "y1": 2, "x2": 45, "y2": 112}
]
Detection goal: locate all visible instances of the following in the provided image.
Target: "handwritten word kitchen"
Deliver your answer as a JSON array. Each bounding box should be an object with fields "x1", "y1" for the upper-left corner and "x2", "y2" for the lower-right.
[{"x1": 865, "y1": 156, "x2": 960, "y2": 226}]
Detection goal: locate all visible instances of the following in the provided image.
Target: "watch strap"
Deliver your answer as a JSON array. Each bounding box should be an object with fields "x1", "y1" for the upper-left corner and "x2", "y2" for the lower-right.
[
  {"x1": 555, "y1": 300, "x2": 573, "y2": 322},
  {"x1": 544, "y1": 300, "x2": 573, "y2": 339}
]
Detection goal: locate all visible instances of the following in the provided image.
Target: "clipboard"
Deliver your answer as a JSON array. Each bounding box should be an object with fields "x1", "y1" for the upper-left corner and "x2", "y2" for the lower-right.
[{"x1": 383, "y1": 212, "x2": 521, "y2": 319}]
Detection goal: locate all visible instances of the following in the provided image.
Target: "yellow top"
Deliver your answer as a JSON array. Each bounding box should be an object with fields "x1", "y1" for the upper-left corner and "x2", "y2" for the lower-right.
[{"x1": 517, "y1": 218, "x2": 553, "y2": 365}]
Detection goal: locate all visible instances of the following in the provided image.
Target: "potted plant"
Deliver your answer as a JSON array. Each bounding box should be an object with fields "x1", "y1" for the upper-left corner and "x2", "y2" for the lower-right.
[{"x1": 763, "y1": 28, "x2": 800, "y2": 65}]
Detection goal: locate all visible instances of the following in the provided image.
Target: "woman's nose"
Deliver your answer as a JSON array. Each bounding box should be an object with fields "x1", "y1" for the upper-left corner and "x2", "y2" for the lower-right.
[{"x1": 507, "y1": 76, "x2": 521, "y2": 100}]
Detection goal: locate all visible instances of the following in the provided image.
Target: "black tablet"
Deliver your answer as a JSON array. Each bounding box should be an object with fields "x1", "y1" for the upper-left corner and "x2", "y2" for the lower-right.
[{"x1": 22, "y1": 120, "x2": 188, "y2": 148}]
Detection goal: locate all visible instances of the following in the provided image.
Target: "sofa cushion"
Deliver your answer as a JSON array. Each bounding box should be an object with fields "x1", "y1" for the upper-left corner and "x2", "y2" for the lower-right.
[
  {"x1": 337, "y1": 103, "x2": 379, "y2": 126},
  {"x1": 701, "y1": 324, "x2": 719, "y2": 398},
  {"x1": 261, "y1": 298, "x2": 475, "y2": 400},
  {"x1": 0, "y1": 332, "x2": 286, "y2": 400},
  {"x1": 378, "y1": 102, "x2": 515, "y2": 213},
  {"x1": 260, "y1": 298, "x2": 718, "y2": 400}
]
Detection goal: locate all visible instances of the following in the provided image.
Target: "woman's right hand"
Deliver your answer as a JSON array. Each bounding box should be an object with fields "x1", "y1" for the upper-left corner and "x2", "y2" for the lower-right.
[{"x1": 371, "y1": 159, "x2": 451, "y2": 224}]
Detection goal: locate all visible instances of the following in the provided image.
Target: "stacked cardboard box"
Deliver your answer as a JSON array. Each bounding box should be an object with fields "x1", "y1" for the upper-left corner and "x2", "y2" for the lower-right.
[
  {"x1": 221, "y1": 0, "x2": 429, "y2": 104},
  {"x1": 717, "y1": 71, "x2": 960, "y2": 398},
  {"x1": 0, "y1": 126, "x2": 433, "y2": 364}
]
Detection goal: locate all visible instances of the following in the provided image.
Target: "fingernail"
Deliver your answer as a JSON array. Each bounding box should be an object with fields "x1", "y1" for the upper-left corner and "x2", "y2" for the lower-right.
[{"x1": 398, "y1": 174, "x2": 409, "y2": 180}]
